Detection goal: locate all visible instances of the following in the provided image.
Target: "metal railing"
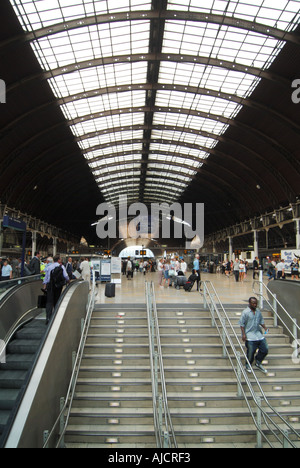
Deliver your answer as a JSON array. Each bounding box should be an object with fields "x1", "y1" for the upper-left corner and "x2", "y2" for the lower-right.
[
  {"x1": 43, "y1": 272, "x2": 96, "y2": 448},
  {"x1": 145, "y1": 281, "x2": 177, "y2": 449},
  {"x1": 203, "y1": 280, "x2": 300, "y2": 448},
  {"x1": 0, "y1": 274, "x2": 41, "y2": 301},
  {"x1": 253, "y1": 276, "x2": 300, "y2": 348}
]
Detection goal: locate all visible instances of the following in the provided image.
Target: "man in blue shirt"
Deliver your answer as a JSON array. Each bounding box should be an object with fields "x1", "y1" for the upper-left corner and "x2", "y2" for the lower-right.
[
  {"x1": 239, "y1": 297, "x2": 269, "y2": 374},
  {"x1": 193, "y1": 254, "x2": 201, "y2": 291},
  {"x1": 0, "y1": 259, "x2": 12, "y2": 281}
]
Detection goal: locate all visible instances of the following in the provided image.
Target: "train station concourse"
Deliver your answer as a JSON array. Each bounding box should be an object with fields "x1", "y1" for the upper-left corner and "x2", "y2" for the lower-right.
[{"x1": 0, "y1": 0, "x2": 300, "y2": 451}]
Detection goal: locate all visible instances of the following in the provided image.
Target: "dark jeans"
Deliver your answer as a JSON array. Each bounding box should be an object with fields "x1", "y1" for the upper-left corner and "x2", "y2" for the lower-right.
[
  {"x1": 46, "y1": 284, "x2": 63, "y2": 322},
  {"x1": 246, "y1": 339, "x2": 269, "y2": 365},
  {"x1": 196, "y1": 270, "x2": 201, "y2": 291}
]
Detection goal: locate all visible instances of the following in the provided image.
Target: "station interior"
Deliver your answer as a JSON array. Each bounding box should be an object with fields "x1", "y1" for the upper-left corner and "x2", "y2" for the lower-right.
[{"x1": 0, "y1": 0, "x2": 300, "y2": 450}]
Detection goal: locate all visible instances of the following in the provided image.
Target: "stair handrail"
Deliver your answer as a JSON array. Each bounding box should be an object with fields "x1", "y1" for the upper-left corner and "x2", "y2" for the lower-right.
[
  {"x1": 145, "y1": 282, "x2": 177, "y2": 448},
  {"x1": 253, "y1": 279, "x2": 300, "y2": 345},
  {"x1": 43, "y1": 272, "x2": 96, "y2": 448},
  {"x1": 203, "y1": 280, "x2": 299, "y2": 448}
]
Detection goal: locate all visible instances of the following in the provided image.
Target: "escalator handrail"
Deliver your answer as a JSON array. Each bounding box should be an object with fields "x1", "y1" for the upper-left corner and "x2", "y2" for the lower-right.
[
  {"x1": 43, "y1": 272, "x2": 96, "y2": 448},
  {"x1": 0, "y1": 279, "x2": 81, "y2": 448}
]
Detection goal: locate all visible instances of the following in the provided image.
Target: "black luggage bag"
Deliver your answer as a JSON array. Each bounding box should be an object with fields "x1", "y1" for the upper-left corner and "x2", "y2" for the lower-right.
[
  {"x1": 175, "y1": 276, "x2": 187, "y2": 290},
  {"x1": 105, "y1": 283, "x2": 116, "y2": 298},
  {"x1": 38, "y1": 294, "x2": 47, "y2": 308}
]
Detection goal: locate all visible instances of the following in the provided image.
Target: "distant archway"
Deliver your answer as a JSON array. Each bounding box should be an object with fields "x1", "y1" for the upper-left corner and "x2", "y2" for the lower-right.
[{"x1": 119, "y1": 246, "x2": 155, "y2": 258}]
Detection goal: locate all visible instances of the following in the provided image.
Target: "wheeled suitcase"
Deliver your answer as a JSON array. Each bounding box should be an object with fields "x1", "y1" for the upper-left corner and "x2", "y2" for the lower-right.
[
  {"x1": 38, "y1": 294, "x2": 47, "y2": 308},
  {"x1": 105, "y1": 283, "x2": 116, "y2": 298},
  {"x1": 175, "y1": 276, "x2": 187, "y2": 289}
]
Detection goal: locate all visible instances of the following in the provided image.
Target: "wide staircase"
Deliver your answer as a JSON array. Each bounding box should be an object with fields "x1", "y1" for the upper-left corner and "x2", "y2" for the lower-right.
[
  {"x1": 63, "y1": 284, "x2": 300, "y2": 449},
  {"x1": 65, "y1": 304, "x2": 156, "y2": 448},
  {"x1": 157, "y1": 303, "x2": 300, "y2": 448}
]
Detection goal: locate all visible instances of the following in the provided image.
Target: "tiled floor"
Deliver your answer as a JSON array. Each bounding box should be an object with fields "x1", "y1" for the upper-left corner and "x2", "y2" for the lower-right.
[{"x1": 95, "y1": 270, "x2": 268, "y2": 306}]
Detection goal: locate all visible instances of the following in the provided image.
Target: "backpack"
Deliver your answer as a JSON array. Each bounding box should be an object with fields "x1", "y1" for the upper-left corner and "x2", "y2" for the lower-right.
[{"x1": 51, "y1": 266, "x2": 66, "y2": 289}]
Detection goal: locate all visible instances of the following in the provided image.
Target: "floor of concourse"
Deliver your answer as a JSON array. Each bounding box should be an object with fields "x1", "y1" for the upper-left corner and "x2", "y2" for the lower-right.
[{"x1": 95, "y1": 271, "x2": 266, "y2": 306}]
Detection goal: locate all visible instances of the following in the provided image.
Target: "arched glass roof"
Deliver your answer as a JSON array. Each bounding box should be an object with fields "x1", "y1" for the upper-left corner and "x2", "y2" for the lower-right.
[{"x1": 10, "y1": 0, "x2": 300, "y2": 207}]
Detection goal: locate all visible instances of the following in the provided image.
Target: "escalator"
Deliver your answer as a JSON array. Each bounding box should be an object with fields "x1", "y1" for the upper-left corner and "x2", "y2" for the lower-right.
[
  {"x1": 0, "y1": 277, "x2": 90, "y2": 448},
  {"x1": 0, "y1": 315, "x2": 47, "y2": 445}
]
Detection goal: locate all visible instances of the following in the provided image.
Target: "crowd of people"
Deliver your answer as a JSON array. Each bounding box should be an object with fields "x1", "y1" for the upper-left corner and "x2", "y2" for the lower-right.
[
  {"x1": 221, "y1": 256, "x2": 300, "y2": 282},
  {"x1": 0, "y1": 252, "x2": 94, "y2": 325}
]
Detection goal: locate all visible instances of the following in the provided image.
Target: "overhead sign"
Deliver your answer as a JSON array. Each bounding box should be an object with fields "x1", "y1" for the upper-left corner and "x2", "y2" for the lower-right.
[{"x1": 2, "y1": 215, "x2": 26, "y2": 232}]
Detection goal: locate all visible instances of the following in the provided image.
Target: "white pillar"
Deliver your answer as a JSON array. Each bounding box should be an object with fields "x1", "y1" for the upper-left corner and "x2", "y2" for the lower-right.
[
  {"x1": 53, "y1": 237, "x2": 57, "y2": 257},
  {"x1": 32, "y1": 231, "x2": 37, "y2": 256},
  {"x1": 228, "y1": 236, "x2": 233, "y2": 261},
  {"x1": 253, "y1": 230, "x2": 259, "y2": 258},
  {"x1": 295, "y1": 219, "x2": 300, "y2": 250}
]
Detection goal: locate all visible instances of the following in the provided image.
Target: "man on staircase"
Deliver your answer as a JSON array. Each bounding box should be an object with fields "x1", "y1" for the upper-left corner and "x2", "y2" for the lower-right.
[{"x1": 239, "y1": 297, "x2": 269, "y2": 374}]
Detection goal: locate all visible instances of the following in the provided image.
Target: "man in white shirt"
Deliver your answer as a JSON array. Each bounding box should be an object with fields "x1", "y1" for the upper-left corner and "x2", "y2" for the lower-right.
[
  {"x1": 80, "y1": 257, "x2": 91, "y2": 287},
  {"x1": 276, "y1": 259, "x2": 285, "y2": 279},
  {"x1": 180, "y1": 259, "x2": 187, "y2": 275}
]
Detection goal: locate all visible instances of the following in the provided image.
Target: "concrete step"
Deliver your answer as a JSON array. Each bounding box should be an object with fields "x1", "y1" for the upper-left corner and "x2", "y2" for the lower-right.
[
  {"x1": 64, "y1": 424, "x2": 156, "y2": 445},
  {"x1": 66, "y1": 301, "x2": 300, "y2": 449}
]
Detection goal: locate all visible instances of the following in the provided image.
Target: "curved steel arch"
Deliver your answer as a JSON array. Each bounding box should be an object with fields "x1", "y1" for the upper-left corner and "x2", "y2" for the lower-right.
[
  {"x1": 18, "y1": 10, "x2": 300, "y2": 46},
  {"x1": 44, "y1": 53, "x2": 291, "y2": 87},
  {"x1": 7, "y1": 53, "x2": 291, "y2": 95},
  {"x1": 71, "y1": 104, "x2": 298, "y2": 165},
  {"x1": 66, "y1": 85, "x2": 298, "y2": 134},
  {"x1": 88, "y1": 132, "x2": 296, "y2": 204},
  {"x1": 95, "y1": 160, "x2": 263, "y2": 212},
  {"x1": 77, "y1": 123, "x2": 297, "y2": 179},
  {"x1": 90, "y1": 148, "x2": 277, "y2": 206}
]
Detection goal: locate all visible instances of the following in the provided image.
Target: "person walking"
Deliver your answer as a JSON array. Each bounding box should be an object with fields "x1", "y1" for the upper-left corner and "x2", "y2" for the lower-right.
[
  {"x1": 193, "y1": 254, "x2": 201, "y2": 291},
  {"x1": 239, "y1": 297, "x2": 269, "y2": 374},
  {"x1": 233, "y1": 258, "x2": 240, "y2": 282},
  {"x1": 276, "y1": 259, "x2": 285, "y2": 279},
  {"x1": 81, "y1": 257, "x2": 91, "y2": 287},
  {"x1": 29, "y1": 251, "x2": 41, "y2": 275},
  {"x1": 43, "y1": 255, "x2": 69, "y2": 325},
  {"x1": 0, "y1": 259, "x2": 12, "y2": 281},
  {"x1": 253, "y1": 257, "x2": 260, "y2": 280}
]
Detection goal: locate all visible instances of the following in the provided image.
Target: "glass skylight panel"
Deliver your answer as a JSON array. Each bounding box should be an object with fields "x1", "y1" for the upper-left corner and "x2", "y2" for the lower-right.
[
  {"x1": 62, "y1": 89, "x2": 146, "y2": 121},
  {"x1": 11, "y1": 0, "x2": 152, "y2": 32},
  {"x1": 152, "y1": 129, "x2": 217, "y2": 150},
  {"x1": 159, "y1": 62, "x2": 259, "y2": 99},
  {"x1": 9, "y1": 0, "x2": 300, "y2": 207},
  {"x1": 33, "y1": 20, "x2": 149, "y2": 71},
  {"x1": 167, "y1": 0, "x2": 300, "y2": 32},
  {"x1": 153, "y1": 111, "x2": 229, "y2": 136},
  {"x1": 78, "y1": 129, "x2": 144, "y2": 150},
  {"x1": 89, "y1": 155, "x2": 141, "y2": 169},
  {"x1": 163, "y1": 20, "x2": 280, "y2": 69},
  {"x1": 71, "y1": 112, "x2": 144, "y2": 138},
  {"x1": 150, "y1": 143, "x2": 209, "y2": 160},
  {"x1": 31, "y1": 20, "x2": 150, "y2": 72},
  {"x1": 149, "y1": 154, "x2": 201, "y2": 170},
  {"x1": 155, "y1": 90, "x2": 241, "y2": 119},
  {"x1": 84, "y1": 143, "x2": 142, "y2": 161},
  {"x1": 97, "y1": 171, "x2": 141, "y2": 184},
  {"x1": 48, "y1": 63, "x2": 147, "y2": 102}
]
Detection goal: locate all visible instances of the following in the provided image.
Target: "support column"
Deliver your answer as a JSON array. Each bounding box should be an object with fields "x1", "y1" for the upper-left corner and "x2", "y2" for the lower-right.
[
  {"x1": 295, "y1": 219, "x2": 300, "y2": 250},
  {"x1": 253, "y1": 230, "x2": 259, "y2": 258},
  {"x1": 32, "y1": 231, "x2": 37, "y2": 256},
  {"x1": 53, "y1": 237, "x2": 57, "y2": 257},
  {"x1": 228, "y1": 236, "x2": 233, "y2": 261}
]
